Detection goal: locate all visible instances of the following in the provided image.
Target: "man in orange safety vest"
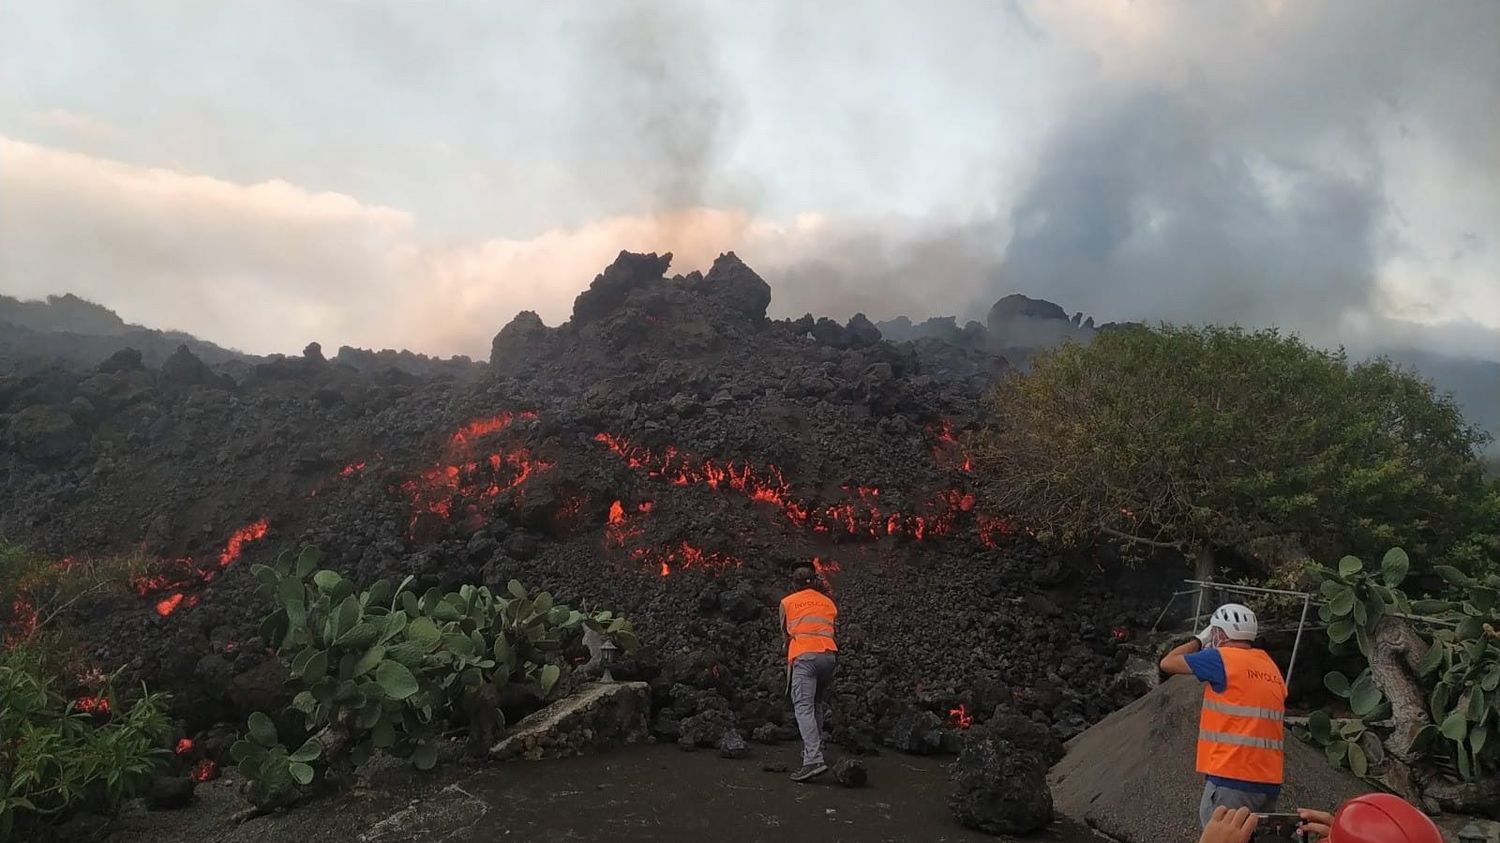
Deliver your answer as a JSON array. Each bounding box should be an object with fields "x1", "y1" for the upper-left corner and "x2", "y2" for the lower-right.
[
  {"x1": 780, "y1": 566, "x2": 838, "y2": 782},
  {"x1": 1161, "y1": 602, "x2": 1287, "y2": 828}
]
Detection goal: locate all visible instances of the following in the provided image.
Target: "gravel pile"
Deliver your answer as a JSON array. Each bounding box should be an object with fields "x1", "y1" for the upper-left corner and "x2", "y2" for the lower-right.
[{"x1": 1050, "y1": 675, "x2": 1367, "y2": 843}]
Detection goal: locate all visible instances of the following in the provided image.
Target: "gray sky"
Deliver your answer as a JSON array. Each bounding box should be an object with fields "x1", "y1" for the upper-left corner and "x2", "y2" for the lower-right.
[{"x1": 1, "y1": 0, "x2": 1496, "y2": 361}]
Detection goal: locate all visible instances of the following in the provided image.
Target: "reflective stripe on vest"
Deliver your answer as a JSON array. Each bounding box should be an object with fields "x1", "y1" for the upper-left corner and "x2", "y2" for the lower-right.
[
  {"x1": 1198, "y1": 729, "x2": 1284, "y2": 750},
  {"x1": 1195, "y1": 647, "x2": 1287, "y2": 785},
  {"x1": 1202, "y1": 700, "x2": 1285, "y2": 721},
  {"x1": 781, "y1": 590, "x2": 838, "y2": 662}
]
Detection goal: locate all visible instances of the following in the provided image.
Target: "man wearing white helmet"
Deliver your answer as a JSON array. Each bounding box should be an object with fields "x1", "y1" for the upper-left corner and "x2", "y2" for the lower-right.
[{"x1": 1161, "y1": 603, "x2": 1288, "y2": 828}]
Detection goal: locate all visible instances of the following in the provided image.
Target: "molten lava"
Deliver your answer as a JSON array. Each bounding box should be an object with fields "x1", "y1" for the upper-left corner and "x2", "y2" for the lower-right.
[
  {"x1": 929, "y1": 420, "x2": 973, "y2": 472},
  {"x1": 949, "y1": 704, "x2": 973, "y2": 729},
  {"x1": 3, "y1": 597, "x2": 40, "y2": 646},
  {"x1": 594, "y1": 432, "x2": 982, "y2": 542},
  {"x1": 190, "y1": 759, "x2": 219, "y2": 782},
  {"x1": 810, "y1": 557, "x2": 842, "y2": 591},
  {"x1": 219, "y1": 519, "x2": 270, "y2": 567},
  {"x1": 977, "y1": 515, "x2": 1017, "y2": 549},
  {"x1": 155, "y1": 593, "x2": 185, "y2": 617},
  {"x1": 447, "y1": 411, "x2": 536, "y2": 449},
  {"x1": 605, "y1": 500, "x2": 629, "y2": 546},
  {"x1": 650, "y1": 540, "x2": 743, "y2": 577},
  {"x1": 175, "y1": 738, "x2": 194, "y2": 755},
  {"x1": 402, "y1": 413, "x2": 549, "y2": 536},
  {"x1": 339, "y1": 461, "x2": 366, "y2": 478},
  {"x1": 129, "y1": 518, "x2": 271, "y2": 617}
]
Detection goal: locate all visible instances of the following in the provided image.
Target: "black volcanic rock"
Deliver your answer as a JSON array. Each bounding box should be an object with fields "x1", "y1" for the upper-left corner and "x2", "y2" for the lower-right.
[
  {"x1": 0, "y1": 252, "x2": 1169, "y2": 769},
  {"x1": 490, "y1": 310, "x2": 551, "y2": 367},
  {"x1": 571, "y1": 251, "x2": 674, "y2": 326},
  {"x1": 949, "y1": 732, "x2": 1053, "y2": 834},
  {"x1": 693, "y1": 252, "x2": 772, "y2": 322},
  {"x1": 810, "y1": 317, "x2": 847, "y2": 347},
  {"x1": 845, "y1": 313, "x2": 882, "y2": 348},
  {"x1": 159, "y1": 344, "x2": 215, "y2": 388},
  {"x1": 5, "y1": 404, "x2": 82, "y2": 462},
  {"x1": 98, "y1": 347, "x2": 145, "y2": 374},
  {"x1": 145, "y1": 775, "x2": 196, "y2": 810},
  {"x1": 987, "y1": 294, "x2": 1069, "y2": 324}
]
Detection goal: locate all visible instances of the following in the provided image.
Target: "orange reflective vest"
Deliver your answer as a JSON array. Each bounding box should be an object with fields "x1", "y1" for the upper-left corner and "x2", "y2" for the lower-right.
[
  {"x1": 1196, "y1": 647, "x2": 1287, "y2": 785},
  {"x1": 781, "y1": 589, "x2": 838, "y2": 662}
]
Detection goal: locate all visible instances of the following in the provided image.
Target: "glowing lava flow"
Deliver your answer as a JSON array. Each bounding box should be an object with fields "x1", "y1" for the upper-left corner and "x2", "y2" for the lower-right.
[
  {"x1": 604, "y1": 500, "x2": 650, "y2": 548},
  {"x1": 3, "y1": 597, "x2": 40, "y2": 647},
  {"x1": 3, "y1": 558, "x2": 88, "y2": 645},
  {"x1": 219, "y1": 520, "x2": 270, "y2": 566},
  {"x1": 949, "y1": 704, "x2": 973, "y2": 729},
  {"x1": 811, "y1": 556, "x2": 842, "y2": 590},
  {"x1": 154, "y1": 594, "x2": 186, "y2": 617},
  {"x1": 976, "y1": 515, "x2": 1016, "y2": 548},
  {"x1": 594, "y1": 433, "x2": 977, "y2": 541},
  {"x1": 402, "y1": 412, "x2": 549, "y2": 535},
  {"x1": 130, "y1": 518, "x2": 271, "y2": 617},
  {"x1": 636, "y1": 540, "x2": 744, "y2": 577},
  {"x1": 600, "y1": 501, "x2": 737, "y2": 576},
  {"x1": 447, "y1": 412, "x2": 535, "y2": 448},
  {"x1": 190, "y1": 759, "x2": 219, "y2": 782},
  {"x1": 929, "y1": 419, "x2": 973, "y2": 472}
]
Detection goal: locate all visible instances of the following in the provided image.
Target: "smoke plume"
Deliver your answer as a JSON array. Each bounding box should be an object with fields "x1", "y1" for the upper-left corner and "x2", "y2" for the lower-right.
[{"x1": 0, "y1": 0, "x2": 1495, "y2": 364}]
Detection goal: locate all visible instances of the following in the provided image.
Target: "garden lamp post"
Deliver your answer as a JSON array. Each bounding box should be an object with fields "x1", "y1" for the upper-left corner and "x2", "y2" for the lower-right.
[{"x1": 599, "y1": 638, "x2": 619, "y2": 683}]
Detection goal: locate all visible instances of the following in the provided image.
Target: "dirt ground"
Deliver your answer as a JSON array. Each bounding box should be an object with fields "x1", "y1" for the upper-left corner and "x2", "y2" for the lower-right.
[{"x1": 105, "y1": 744, "x2": 1098, "y2": 843}]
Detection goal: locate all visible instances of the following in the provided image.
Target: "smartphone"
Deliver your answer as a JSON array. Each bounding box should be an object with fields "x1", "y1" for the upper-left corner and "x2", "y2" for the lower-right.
[{"x1": 1254, "y1": 813, "x2": 1306, "y2": 840}]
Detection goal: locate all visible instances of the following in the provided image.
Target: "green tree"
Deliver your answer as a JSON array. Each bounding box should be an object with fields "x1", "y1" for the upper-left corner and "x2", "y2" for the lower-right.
[
  {"x1": 1297, "y1": 548, "x2": 1500, "y2": 814},
  {"x1": 975, "y1": 325, "x2": 1499, "y2": 571}
]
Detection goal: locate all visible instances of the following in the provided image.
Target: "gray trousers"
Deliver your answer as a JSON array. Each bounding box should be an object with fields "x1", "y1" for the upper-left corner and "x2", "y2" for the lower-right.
[
  {"x1": 789, "y1": 652, "x2": 837, "y2": 766},
  {"x1": 1199, "y1": 780, "x2": 1278, "y2": 827}
]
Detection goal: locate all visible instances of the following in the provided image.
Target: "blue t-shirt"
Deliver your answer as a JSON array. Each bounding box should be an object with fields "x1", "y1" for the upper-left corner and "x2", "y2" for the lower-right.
[{"x1": 1185, "y1": 648, "x2": 1282, "y2": 796}]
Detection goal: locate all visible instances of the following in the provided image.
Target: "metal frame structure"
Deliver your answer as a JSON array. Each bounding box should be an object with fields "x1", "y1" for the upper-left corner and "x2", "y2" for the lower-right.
[
  {"x1": 1151, "y1": 579, "x2": 1314, "y2": 688},
  {"x1": 1149, "y1": 578, "x2": 1461, "y2": 691}
]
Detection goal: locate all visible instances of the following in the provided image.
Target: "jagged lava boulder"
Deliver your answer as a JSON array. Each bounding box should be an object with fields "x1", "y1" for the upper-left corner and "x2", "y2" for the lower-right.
[
  {"x1": 687, "y1": 252, "x2": 772, "y2": 322},
  {"x1": 571, "y1": 251, "x2": 675, "y2": 326},
  {"x1": 949, "y1": 732, "x2": 1054, "y2": 835}
]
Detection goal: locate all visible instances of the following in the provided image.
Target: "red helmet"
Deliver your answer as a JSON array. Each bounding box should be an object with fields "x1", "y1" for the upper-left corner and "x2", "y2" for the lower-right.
[{"x1": 1329, "y1": 794, "x2": 1443, "y2": 843}]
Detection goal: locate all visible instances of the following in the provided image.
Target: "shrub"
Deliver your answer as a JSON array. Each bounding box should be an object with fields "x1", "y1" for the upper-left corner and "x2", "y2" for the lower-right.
[
  {"x1": 0, "y1": 543, "x2": 173, "y2": 840},
  {"x1": 1, "y1": 543, "x2": 153, "y2": 650},
  {"x1": 234, "y1": 546, "x2": 638, "y2": 809},
  {"x1": 976, "y1": 326, "x2": 1499, "y2": 572},
  {"x1": 0, "y1": 646, "x2": 170, "y2": 841}
]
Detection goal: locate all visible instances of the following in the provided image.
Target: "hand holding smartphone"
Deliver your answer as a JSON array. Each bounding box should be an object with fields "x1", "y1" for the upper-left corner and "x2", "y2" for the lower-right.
[{"x1": 1254, "y1": 813, "x2": 1308, "y2": 842}]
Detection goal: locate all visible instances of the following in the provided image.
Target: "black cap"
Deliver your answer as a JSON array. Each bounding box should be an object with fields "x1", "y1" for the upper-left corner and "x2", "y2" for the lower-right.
[{"x1": 791, "y1": 566, "x2": 816, "y2": 585}]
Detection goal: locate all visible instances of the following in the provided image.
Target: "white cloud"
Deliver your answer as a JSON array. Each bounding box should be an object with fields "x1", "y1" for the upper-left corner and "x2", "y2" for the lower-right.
[
  {"x1": 30, "y1": 109, "x2": 123, "y2": 145},
  {"x1": 1, "y1": 125, "x2": 1495, "y2": 364},
  {"x1": 0, "y1": 136, "x2": 850, "y2": 357}
]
